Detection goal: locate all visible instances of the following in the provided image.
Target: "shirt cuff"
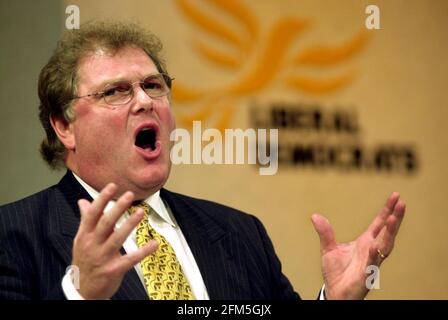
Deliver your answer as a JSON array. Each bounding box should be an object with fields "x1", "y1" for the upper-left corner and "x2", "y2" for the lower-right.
[
  {"x1": 61, "y1": 266, "x2": 85, "y2": 300},
  {"x1": 319, "y1": 284, "x2": 326, "y2": 300}
]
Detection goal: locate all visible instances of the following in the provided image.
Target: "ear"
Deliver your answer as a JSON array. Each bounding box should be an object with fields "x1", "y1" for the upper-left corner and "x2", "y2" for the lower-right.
[{"x1": 50, "y1": 114, "x2": 76, "y2": 150}]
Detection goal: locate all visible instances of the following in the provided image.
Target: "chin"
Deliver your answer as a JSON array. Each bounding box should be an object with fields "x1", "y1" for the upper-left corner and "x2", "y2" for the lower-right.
[{"x1": 134, "y1": 165, "x2": 170, "y2": 195}]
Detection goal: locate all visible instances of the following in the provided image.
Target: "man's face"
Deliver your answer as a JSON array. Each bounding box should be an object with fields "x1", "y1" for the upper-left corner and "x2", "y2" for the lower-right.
[{"x1": 67, "y1": 46, "x2": 175, "y2": 199}]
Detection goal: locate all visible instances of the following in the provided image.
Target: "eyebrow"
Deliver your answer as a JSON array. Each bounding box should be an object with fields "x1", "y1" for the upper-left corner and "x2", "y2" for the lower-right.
[
  {"x1": 91, "y1": 77, "x2": 130, "y2": 93},
  {"x1": 92, "y1": 73, "x2": 162, "y2": 92}
]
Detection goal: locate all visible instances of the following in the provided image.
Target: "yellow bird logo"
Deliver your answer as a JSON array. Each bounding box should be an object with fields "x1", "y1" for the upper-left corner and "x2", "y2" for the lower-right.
[{"x1": 172, "y1": 0, "x2": 369, "y2": 131}]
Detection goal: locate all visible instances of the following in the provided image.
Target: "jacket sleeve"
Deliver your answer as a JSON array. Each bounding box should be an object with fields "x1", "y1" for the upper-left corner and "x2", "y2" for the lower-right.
[{"x1": 250, "y1": 215, "x2": 301, "y2": 300}]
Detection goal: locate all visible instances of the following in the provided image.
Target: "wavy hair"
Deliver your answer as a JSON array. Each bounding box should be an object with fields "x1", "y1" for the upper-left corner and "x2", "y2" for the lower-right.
[{"x1": 38, "y1": 20, "x2": 168, "y2": 169}]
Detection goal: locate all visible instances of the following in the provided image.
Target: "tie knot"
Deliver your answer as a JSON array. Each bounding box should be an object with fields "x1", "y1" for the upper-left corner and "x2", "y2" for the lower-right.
[{"x1": 128, "y1": 201, "x2": 151, "y2": 217}]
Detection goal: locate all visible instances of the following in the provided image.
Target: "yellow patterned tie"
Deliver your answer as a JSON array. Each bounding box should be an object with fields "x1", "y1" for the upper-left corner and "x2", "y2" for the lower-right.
[{"x1": 129, "y1": 202, "x2": 194, "y2": 300}]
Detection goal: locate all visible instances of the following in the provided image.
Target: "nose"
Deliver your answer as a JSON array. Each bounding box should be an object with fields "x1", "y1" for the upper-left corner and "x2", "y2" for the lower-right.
[{"x1": 130, "y1": 85, "x2": 153, "y2": 114}]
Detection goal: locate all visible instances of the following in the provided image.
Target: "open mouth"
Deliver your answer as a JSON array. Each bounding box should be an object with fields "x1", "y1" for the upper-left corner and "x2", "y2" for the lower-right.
[{"x1": 135, "y1": 127, "x2": 157, "y2": 151}]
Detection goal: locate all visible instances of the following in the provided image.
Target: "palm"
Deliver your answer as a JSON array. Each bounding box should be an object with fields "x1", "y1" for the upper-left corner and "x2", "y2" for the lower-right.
[
  {"x1": 311, "y1": 193, "x2": 406, "y2": 300},
  {"x1": 321, "y1": 234, "x2": 373, "y2": 299}
]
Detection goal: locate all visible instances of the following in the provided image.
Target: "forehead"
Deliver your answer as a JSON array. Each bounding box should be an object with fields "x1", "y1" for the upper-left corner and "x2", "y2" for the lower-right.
[{"x1": 76, "y1": 46, "x2": 158, "y2": 91}]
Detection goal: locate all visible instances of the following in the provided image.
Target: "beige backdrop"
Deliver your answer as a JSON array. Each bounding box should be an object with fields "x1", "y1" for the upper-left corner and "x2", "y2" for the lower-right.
[{"x1": 1, "y1": 0, "x2": 447, "y2": 299}]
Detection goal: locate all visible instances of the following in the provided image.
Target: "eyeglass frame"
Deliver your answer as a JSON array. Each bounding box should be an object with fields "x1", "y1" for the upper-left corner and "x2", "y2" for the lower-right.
[{"x1": 69, "y1": 73, "x2": 174, "y2": 106}]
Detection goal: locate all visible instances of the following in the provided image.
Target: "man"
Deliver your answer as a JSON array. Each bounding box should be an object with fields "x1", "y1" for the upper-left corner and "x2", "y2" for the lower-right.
[{"x1": 0, "y1": 21, "x2": 405, "y2": 300}]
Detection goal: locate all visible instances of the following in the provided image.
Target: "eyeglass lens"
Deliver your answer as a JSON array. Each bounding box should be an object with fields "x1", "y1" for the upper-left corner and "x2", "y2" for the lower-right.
[{"x1": 103, "y1": 74, "x2": 170, "y2": 105}]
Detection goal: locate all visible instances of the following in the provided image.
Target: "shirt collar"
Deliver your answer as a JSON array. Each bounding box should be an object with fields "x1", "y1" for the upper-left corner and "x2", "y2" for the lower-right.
[{"x1": 72, "y1": 172, "x2": 176, "y2": 227}]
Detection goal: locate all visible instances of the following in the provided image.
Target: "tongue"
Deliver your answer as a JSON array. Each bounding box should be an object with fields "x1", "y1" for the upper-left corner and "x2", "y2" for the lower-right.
[{"x1": 140, "y1": 143, "x2": 153, "y2": 150}]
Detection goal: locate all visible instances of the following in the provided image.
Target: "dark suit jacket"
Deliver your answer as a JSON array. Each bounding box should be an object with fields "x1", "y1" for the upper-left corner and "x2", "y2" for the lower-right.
[{"x1": 0, "y1": 171, "x2": 300, "y2": 300}]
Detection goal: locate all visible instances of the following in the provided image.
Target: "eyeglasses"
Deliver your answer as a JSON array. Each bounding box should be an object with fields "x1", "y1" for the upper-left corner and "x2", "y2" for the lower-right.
[{"x1": 71, "y1": 73, "x2": 173, "y2": 105}]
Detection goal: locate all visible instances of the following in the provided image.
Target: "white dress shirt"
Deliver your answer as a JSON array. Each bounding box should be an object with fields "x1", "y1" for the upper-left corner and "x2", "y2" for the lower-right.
[{"x1": 62, "y1": 173, "x2": 209, "y2": 300}]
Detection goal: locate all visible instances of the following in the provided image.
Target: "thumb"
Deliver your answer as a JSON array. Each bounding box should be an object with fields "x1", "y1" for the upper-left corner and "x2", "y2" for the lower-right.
[{"x1": 311, "y1": 214, "x2": 337, "y2": 254}]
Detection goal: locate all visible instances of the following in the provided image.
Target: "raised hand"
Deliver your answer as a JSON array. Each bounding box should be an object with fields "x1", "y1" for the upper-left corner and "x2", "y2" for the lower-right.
[
  {"x1": 311, "y1": 192, "x2": 406, "y2": 300},
  {"x1": 72, "y1": 183, "x2": 158, "y2": 299}
]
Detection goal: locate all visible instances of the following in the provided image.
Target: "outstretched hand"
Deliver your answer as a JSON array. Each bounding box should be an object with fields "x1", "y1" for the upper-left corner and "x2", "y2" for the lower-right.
[
  {"x1": 72, "y1": 183, "x2": 158, "y2": 299},
  {"x1": 311, "y1": 192, "x2": 406, "y2": 300}
]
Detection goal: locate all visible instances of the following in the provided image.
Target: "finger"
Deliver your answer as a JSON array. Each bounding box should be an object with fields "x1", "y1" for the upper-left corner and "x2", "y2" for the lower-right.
[
  {"x1": 104, "y1": 208, "x2": 144, "y2": 252},
  {"x1": 77, "y1": 199, "x2": 93, "y2": 233},
  {"x1": 95, "y1": 191, "x2": 135, "y2": 242},
  {"x1": 368, "y1": 192, "x2": 400, "y2": 238},
  {"x1": 80, "y1": 183, "x2": 118, "y2": 232},
  {"x1": 376, "y1": 200, "x2": 406, "y2": 253},
  {"x1": 369, "y1": 225, "x2": 392, "y2": 267},
  {"x1": 368, "y1": 246, "x2": 384, "y2": 266},
  {"x1": 89, "y1": 183, "x2": 118, "y2": 221},
  {"x1": 387, "y1": 200, "x2": 406, "y2": 239},
  {"x1": 311, "y1": 214, "x2": 337, "y2": 254},
  {"x1": 116, "y1": 240, "x2": 159, "y2": 273}
]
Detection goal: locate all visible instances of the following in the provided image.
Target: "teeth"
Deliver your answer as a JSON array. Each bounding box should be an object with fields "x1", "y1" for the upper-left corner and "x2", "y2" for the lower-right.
[{"x1": 141, "y1": 128, "x2": 152, "y2": 131}]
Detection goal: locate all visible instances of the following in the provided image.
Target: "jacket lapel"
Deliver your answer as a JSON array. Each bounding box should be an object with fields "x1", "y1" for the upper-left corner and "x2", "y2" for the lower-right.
[
  {"x1": 161, "y1": 189, "x2": 250, "y2": 299},
  {"x1": 47, "y1": 171, "x2": 148, "y2": 300},
  {"x1": 47, "y1": 171, "x2": 89, "y2": 265}
]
